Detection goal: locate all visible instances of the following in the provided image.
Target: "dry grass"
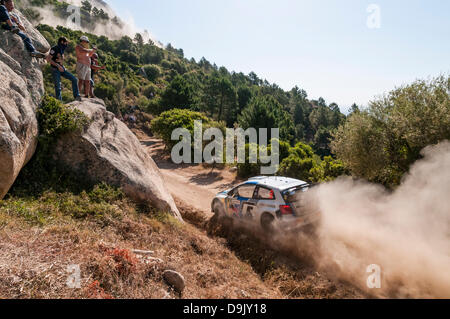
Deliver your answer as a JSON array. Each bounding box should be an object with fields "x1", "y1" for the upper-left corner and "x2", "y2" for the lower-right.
[
  {"x1": 205, "y1": 213, "x2": 368, "y2": 299},
  {"x1": 0, "y1": 184, "x2": 367, "y2": 299},
  {"x1": 0, "y1": 190, "x2": 278, "y2": 299},
  {"x1": 176, "y1": 199, "x2": 367, "y2": 299}
]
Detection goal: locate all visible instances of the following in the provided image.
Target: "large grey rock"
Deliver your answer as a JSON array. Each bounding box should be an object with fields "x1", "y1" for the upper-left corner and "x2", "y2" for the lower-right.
[
  {"x1": 53, "y1": 99, "x2": 182, "y2": 221},
  {"x1": 0, "y1": 10, "x2": 50, "y2": 199}
]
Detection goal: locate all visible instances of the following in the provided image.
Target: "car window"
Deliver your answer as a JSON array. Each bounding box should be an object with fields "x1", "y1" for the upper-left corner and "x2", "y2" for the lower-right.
[
  {"x1": 256, "y1": 187, "x2": 275, "y2": 200},
  {"x1": 237, "y1": 184, "x2": 256, "y2": 199},
  {"x1": 283, "y1": 185, "x2": 310, "y2": 203}
]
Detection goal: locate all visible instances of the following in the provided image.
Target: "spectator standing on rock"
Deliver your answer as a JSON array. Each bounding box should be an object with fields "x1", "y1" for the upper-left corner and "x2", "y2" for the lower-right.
[
  {"x1": 46, "y1": 36, "x2": 82, "y2": 101},
  {"x1": 89, "y1": 53, "x2": 106, "y2": 98},
  {"x1": 0, "y1": 0, "x2": 46, "y2": 58},
  {"x1": 75, "y1": 35, "x2": 97, "y2": 98}
]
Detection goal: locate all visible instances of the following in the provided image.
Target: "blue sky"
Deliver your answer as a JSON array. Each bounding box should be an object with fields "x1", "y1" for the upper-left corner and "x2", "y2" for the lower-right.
[{"x1": 107, "y1": 0, "x2": 449, "y2": 112}]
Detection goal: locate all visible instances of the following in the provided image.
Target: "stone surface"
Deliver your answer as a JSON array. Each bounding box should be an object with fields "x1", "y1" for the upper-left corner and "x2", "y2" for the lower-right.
[
  {"x1": 53, "y1": 98, "x2": 182, "y2": 220},
  {"x1": 163, "y1": 270, "x2": 185, "y2": 294},
  {"x1": 0, "y1": 10, "x2": 50, "y2": 199}
]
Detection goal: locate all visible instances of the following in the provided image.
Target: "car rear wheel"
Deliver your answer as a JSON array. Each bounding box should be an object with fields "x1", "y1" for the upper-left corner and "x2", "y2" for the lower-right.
[{"x1": 261, "y1": 213, "x2": 275, "y2": 232}]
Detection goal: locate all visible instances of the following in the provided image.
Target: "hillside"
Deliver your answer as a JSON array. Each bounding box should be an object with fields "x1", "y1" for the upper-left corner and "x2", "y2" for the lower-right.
[
  {"x1": 1, "y1": 1, "x2": 449, "y2": 300},
  {"x1": 15, "y1": 0, "x2": 346, "y2": 158},
  {"x1": 0, "y1": 4, "x2": 365, "y2": 299}
]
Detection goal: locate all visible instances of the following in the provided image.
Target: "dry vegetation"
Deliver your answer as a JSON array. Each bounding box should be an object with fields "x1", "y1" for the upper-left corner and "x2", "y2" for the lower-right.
[
  {"x1": 0, "y1": 182, "x2": 366, "y2": 299},
  {"x1": 180, "y1": 201, "x2": 367, "y2": 299},
  {"x1": 0, "y1": 187, "x2": 277, "y2": 299}
]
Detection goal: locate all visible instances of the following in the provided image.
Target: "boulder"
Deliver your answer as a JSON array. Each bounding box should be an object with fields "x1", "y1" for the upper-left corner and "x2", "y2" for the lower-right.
[
  {"x1": 0, "y1": 10, "x2": 50, "y2": 199},
  {"x1": 163, "y1": 270, "x2": 185, "y2": 294},
  {"x1": 53, "y1": 99, "x2": 182, "y2": 221}
]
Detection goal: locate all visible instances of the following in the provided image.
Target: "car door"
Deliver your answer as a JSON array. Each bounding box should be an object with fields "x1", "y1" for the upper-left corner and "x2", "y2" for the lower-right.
[
  {"x1": 226, "y1": 183, "x2": 257, "y2": 218},
  {"x1": 241, "y1": 187, "x2": 259, "y2": 220},
  {"x1": 254, "y1": 186, "x2": 277, "y2": 218}
]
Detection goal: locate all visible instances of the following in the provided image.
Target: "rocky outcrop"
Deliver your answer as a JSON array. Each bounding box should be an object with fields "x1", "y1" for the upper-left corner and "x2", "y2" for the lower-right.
[
  {"x1": 53, "y1": 99, "x2": 182, "y2": 220},
  {"x1": 0, "y1": 10, "x2": 180, "y2": 221},
  {"x1": 0, "y1": 10, "x2": 49, "y2": 199}
]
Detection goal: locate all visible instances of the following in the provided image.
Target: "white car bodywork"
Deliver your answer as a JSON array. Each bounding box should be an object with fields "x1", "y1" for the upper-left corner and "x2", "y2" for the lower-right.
[{"x1": 211, "y1": 176, "x2": 320, "y2": 231}]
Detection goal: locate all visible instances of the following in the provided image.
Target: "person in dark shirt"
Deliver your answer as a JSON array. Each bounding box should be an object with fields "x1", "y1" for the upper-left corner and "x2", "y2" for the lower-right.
[
  {"x1": 45, "y1": 36, "x2": 81, "y2": 101},
  {"x1": 89, "y1": 53, "x2": 106, "y2": 98},
  {"x1": 0, "y1": 0, "x2": 46, "y2": 58}
]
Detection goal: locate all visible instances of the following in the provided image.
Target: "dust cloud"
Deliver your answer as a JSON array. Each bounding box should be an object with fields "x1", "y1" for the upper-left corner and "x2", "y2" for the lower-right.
[{"x1": 306, "y1": 141, "x2": 450, "y2": 298}]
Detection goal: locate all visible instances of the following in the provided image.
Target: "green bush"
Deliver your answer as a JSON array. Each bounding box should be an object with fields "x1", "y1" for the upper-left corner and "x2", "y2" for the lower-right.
[
  {"x1": 120, "y1": 50, "x2": 139, "y2": 65},
  {"x1": 125, "y1": 83, "x2": 139, "y2": 96},
  {"x1": 142, "y1": 83, "x2": 159, "y2": 98},
  {"x1": 1, "y1": 186, "x2": 124, "y2": 226},
  {"x1": 95, "y1": 83, "x2": 116, "y2": 100},
  {"x1": 136, "y1": 96, "x2": 149, "y2": 109},
  {"x1": 289, "y1": 142, "x2": 315, "y2": 159},
  {"x1": 146, "y1": 96, "x2": 162, "y2": 114},
  {"x1": 278, "y1": 155, "x2": 316, "y2": 182},
  {"x1": 332, "y1": 75, "x2": 450, "y2": 187},
  {"x1": 143, "y1": 64, "x2": 161, "y2": 81},
  {"x1": 161, "y1": 59, "x2": 174, "y2": 69},
  {"x1": 38, "y1": 95, "x2": 89, "y2": 140},
  {"x1": 234, "y1": 139, "x2": 344, "y2": 182},
  {"x1": 236, "y1": 144, "x2": 267, "y2": 178},
  {"x1": 10, "y1": 96, "x2": 91, "y2": 197},
  {"x1": 88, "y1": 183, "x2": 124, "y2": 204},
  {"x1": 160, "y1": 75, "x2": 196, "y2": 111},
  {"x1": 310, "y1": 156, "x2": 347, "y2": 182},
  {"x1": 151, "y1": 108, "x2": 224, "y2": 151}
]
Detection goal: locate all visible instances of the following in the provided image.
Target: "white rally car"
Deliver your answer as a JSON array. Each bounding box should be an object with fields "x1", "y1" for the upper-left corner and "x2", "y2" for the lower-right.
[{"x1": 211, "y1": 176, "x2": 320, "y2": 232}]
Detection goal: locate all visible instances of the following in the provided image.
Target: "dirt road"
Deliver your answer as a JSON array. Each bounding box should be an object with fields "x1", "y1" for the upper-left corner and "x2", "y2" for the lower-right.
[{"x1": 137, "y1": 131, "x2": 241, "y2": 216}]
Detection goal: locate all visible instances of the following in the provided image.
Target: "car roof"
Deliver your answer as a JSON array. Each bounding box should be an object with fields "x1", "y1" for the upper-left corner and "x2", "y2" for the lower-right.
[{"x1": 245, "y1": 176, "x2": 308, "y2": 191}]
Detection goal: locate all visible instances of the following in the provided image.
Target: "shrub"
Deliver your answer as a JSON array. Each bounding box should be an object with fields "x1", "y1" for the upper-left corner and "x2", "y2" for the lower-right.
[
  {"x1": 289, "y1": 142, "x2": 315, "y2": 159},
  {"x1": 136, "y1": 96, "x2": 149, "y2": 110},
  {"x1": 160, "y1": 59, "x2": 174, "y2": 69},
  {"x1": 269, "y1": 139, "x2": 291, "y2": 163},
  {"x1": 95, "y1": 83, "x2": 116, "y2": 100},
  {"x1": 38, "y1": 95, "x2": 89, "y2": 141},
  {"x1": 125, "y1": 83, "x2": 139, "y2": 96},
  {"x1": 310, "y1": 156, "x2": 347, "y2": 182},
  {"x1": 120, "y1": 50, "x2": 139, "y2": 65},
  {"x1": 236, "y1": 144, "x2": 265, "y2": 178},
  {"x1": 88, "y1": 183, "x2": 124, "y2": 204},
  {"x1": 150, "y1": 108, "x2": 224, "y2": 151},
  {"x1": 332, "y1": 75, "x2": 450, "y2": 186},
  {"x1": 145, "y1": 96, "x2": 162, "y2": 114},
  {"x1": 160, "y1": 75, "x2": 196, "y2": 111},
  {"x1": 9, "y1": 96, "x2": 90, "y2": 197},
  {"x1": 278, "y1": 155, "x2": 316, "y2": 182},
  {"x1": 142, "y1": 83, "x2": 159, "y2": 98},
  {"x1": 143, "y1": 64, "x2": 161, "y2": 81}
]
